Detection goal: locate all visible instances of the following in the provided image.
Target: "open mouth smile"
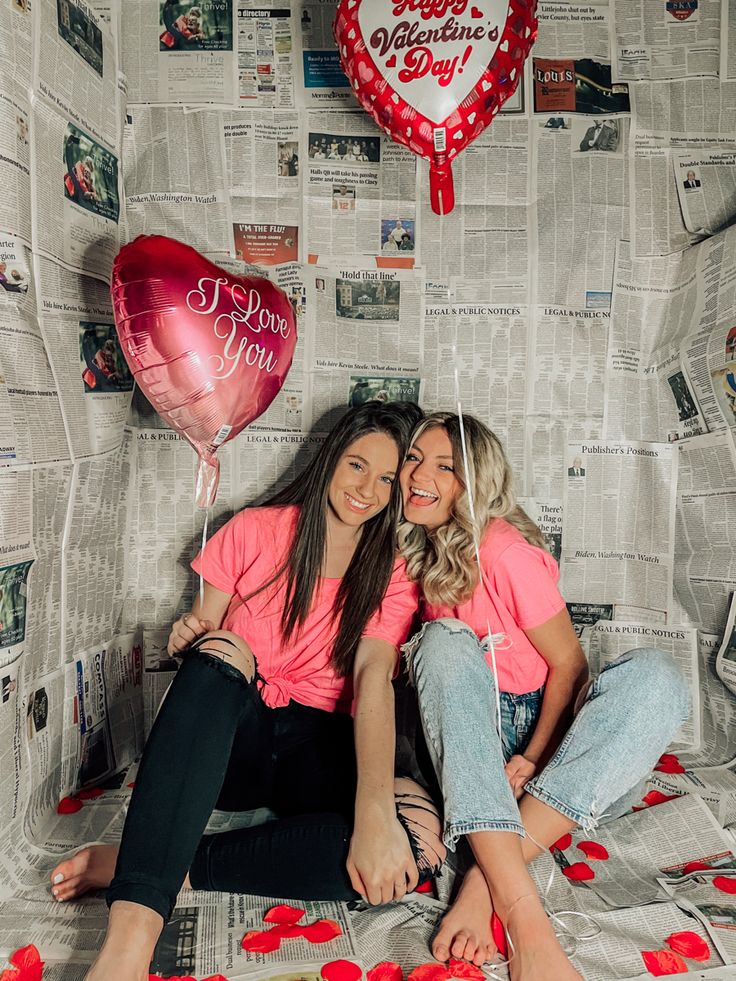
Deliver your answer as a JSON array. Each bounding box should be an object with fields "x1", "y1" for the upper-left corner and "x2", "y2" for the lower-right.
[{"x1": 345, "y1": 493, "x2": 371, "y2": 512}]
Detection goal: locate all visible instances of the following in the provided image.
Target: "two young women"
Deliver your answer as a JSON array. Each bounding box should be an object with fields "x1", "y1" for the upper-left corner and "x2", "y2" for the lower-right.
[{"x1": 52, "y1": 404, "x2": 689, "y2": 981}]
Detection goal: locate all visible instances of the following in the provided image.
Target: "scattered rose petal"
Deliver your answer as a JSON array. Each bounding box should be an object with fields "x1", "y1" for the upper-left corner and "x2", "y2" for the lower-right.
[
  {"x1": 268, "y1": 923, "x2": 305, "y2": 939},
  {"x1": 562, "y1": 862, "x2": 595, "y2": 881},
  {"x1": 321, "y1": 960, "x2": 362, "y2": 981},
  {"x1": 406, "y1": 965, "x2": 451, "y2": 981},
  {"x1": 491, "y1": 911, "x2": 508, "y2": 959},
  {"x1": 0, "y1": 970, "x2": 19, "y2": 981},
  {"x1": 641, "y1": 949, "x2": 688, "y2": 975},
  {"x1": 202, "y1": 976, "x2": 230, "y2": 980},
  {"x1": 641, "y1": 791, "x2": 681, "y2": 808},
  {"x1": 367, "y1": 962, "x2": 403, "y2": 981},
  {"x1": 414, "y1": 880, "x2": 433, "y2": 894},
  {"x1": 577, "y1": 841, "x2": 609, "y2": 861},
  {"x1": 8, "y1": 946, "x2": 44, "y2": 981},
  {"x1": 75, "y1": 787, "x2": 104, "y2": 800},
  {"x1": 264, "y1": 904, "x2": 305, "y2": 925},
  {"x1": 57, "y1": 796, "x2": 83, "y2": 814},
  {"x1": 655, "y1": 755, "x2": 686, "y2": 775},
  {"x1": 301, "y1": 919, "x2": 343, "y2": 944},
  {"x1": 665, "y1": 931, "x2": 710, "y2": 962},
  {"x1": 241, "y1": 929, "x2": 282, "y2": 953},
  {"x1": 550, "y1": 833, "x2": 572, "y2": 852},
  {"x1": 713, "y1": 876, "x2": 736, "y2": 894},
  {"x1": 127, "y1": 781, "x2": 136, "y2": 788},
  {"x1": 683, "y1": 861, "x2": 712, "y2": 875},
  {"x1": 448, "y1": 959, "x2": 484, "y2": 980}
]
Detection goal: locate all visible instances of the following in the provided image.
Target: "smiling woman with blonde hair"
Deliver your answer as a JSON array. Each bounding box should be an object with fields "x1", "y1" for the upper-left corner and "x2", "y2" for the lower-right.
[{"x1": 399, "y1": 411, "x2": 690, "y2": 980}]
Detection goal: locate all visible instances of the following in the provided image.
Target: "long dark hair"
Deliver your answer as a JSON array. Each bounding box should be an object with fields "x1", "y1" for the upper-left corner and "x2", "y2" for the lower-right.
[{"x1": 263, "y1": 401, "x2": 423, "y2": 676}]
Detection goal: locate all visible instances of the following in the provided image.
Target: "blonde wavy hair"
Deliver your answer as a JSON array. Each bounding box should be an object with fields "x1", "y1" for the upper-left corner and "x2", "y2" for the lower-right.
[{"x1": 398, "y1": 412, "x2": 546, "y2": 606}]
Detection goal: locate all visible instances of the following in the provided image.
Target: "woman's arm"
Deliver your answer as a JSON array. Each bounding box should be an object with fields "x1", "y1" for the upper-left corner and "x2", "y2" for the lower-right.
[
  {"x1": 348, "y1": 637, "x2": 419, "y2": 905},
  {"x1": 166, "y1": 581, "x2": 233, "y2": 655},
  {"x1": 504, "y1": 608, "x2": 589, "y2": 797}
]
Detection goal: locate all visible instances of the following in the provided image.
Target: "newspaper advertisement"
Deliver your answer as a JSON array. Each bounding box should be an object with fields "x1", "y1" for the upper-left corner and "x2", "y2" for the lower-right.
[
  {"x1": 31, "y1": 99, "x2": 122, "y2": 281},
  {"x1": 612, "y1": 0, "x2": 721, "y2": 81},
  {"x1": 122, "y1": 0, "x2": 235, "y2": 105},
  {"x1": 423, "y1": 302, "x2": 528, "y2": 477},
  {"x1": 302, "y1": 110, "x2": 418, "y2": 265},
  {"x1": 0, "y1": 247, "x2": 70, "y2": 467},
  {"x1": 237, "y1": 1, "x2": 294, "y2": 107},
  {"x1": 585, "y1": 620, "x2": 701, "y2": 751},
  {"x1": 533, "y1": 113, "x2": 628, "y2": 309},
  {"x1": 0, "y1": 80, "x2": 31, "y2": 246},
  {"x1": 673, "y1": 149, "x2": 736, "y2": 237},
  {"x1": 293, "y1": 0, "x2": 354, "y2": 108},
  {"x1": 419, "y1": 119, "x2": 529, "y2": 286},
  {"x1": 629, "y1": 78, "x2": 736, "y2": 256},
  {"x1": 560, "y1": 439, "x2": 677, "y2": 619},
  {"x1": 660, "y1": 871, "x2": 736, "y2": 964}
]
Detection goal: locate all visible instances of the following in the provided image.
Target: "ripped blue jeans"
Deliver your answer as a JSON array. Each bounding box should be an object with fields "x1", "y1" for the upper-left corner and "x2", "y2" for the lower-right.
[{"x1": 405, "y1": 618, "x2": 691, "y2": 849}]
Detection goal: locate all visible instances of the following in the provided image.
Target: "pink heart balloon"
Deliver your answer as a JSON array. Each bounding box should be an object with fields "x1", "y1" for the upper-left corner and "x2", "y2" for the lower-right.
[{"x1": 111, "y1": 235, "x2": 297, "y2": 506}]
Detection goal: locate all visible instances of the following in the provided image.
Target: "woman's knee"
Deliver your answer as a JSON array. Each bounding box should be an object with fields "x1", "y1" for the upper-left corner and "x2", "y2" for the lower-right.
[
  {"x1": 409, "y1": 619, "x2": 480, "y2": 674},
  {"x1": 614, "y1": 647, "x2": 691, "y2": 723},
  {"x1": 394, "y1": 776, "x2": 446, "y2": 878},
  {"x1": 195, "y1": 631, "x2": 256, "y2": 682}
]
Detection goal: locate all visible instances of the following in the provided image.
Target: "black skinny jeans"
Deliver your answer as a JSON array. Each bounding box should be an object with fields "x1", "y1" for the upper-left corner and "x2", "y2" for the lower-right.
[{"x1": 107, "y1": 647, "x2": 439, "y2": 922}]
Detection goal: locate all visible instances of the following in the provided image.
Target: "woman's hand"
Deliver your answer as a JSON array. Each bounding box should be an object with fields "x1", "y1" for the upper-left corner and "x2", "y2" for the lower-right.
[
  {"x1": 504, "y1": 754, "x2": 536, "y2": 799},
  {"x1": 347, "y1": 806, "x2": 419, "y2": 906},
  {"x1": 167, "y1": 613, "x2": 215, "y2": 656}
]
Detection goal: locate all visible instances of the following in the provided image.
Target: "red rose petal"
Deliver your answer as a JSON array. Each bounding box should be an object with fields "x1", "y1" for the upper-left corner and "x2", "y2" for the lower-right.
[
  {"x1": 241, "y1": 929, "x2": 282, "y2": 953},
  {"x1": 665, "y1": 931, "x2": 710, "y2": 962},
  {"x1": 414, "y1": 880, "x2": 434, "y2": 894},
  {"x1": 655, "y1": 754, "x2": 686, "y2": 775},
  {"x1": 491, "y1": 911, "x2": 508, "y2": 959},
  {"x1": 577, "y1": 841, "x2": 609, "y2": 861},
  {"x1": 0, "y1": 970, "x2": 19, "y2": 981},
  {"x1": 641, "y1": 949, "x2": 688, "y2": 976},
  {"x1": 202, "y1": 976, "x2": 230, "y2": 980},
  {"x1": 713, "y1": 876, "x2": 736, "y2": 894},
  {"x1": 264, "y1": 903, "x2": 305, "y2": 925},
  {"x1": 562, "y1": 862, "x2": 595, "y2": 881},
  {"x1": 407, "y1": 965, "x2": 451, "y2": 981},
  {"x1": 127, "y1": 781, "x2": 136, "y2": 788},
  {"x1": 683, "y1": 860, "x2": 712, "y2": 874},
  {"x1": 268, "y1": 923, "x2": 305, "y2": 938},
  {"x1": 301, "y1": 919, "x2": 343, "y2": 944},
  {"x1": 447, "y1": 959, "x2": 484, "y2": 980},
  {"x1": 321, "y1": 960, "x2": 362, "y2": 981},
  {"x1": 550, "y1": 833, "x2": 572, "y2": 852},
  {"x1": 57, "y1": 796, "x2": 83, "y2": 814},
  {"x1": 367, "y1": 962, "x2": 403, "y2": 981},
  {"x1": 641, "y1": 791, "x2": 681, "y2": 808},
  {"x1": 75, "y1": 786, "x2": 104, "y2": 800}
]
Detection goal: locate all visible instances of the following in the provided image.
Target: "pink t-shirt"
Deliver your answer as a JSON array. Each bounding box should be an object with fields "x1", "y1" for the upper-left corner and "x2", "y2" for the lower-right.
[
  {"x1": 423, "y1": 519, "x2": 566, "y2": 695},
  {"x1": 191, "y1": 505, "x2": 419, "y2": 712}
]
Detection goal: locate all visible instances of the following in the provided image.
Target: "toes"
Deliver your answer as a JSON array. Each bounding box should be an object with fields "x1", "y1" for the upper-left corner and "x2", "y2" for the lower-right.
[
  {"x1": 49, "y1": 858, "x2": 77, "y2": 884},
  {"x1": 450, "y1": 932, "x2": 472, "y2": 961},
  {"x1": 431, "y1": 937, "x2": 451, "y2": 963},
  {"x1": 52, "y1": 875, "x2": 83, "y2": 901}
]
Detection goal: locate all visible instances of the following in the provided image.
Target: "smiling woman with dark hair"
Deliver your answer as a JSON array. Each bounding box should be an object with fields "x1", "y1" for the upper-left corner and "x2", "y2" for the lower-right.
[{"x1": 51, "y1": 401, "x2": 446, "y2": 981}]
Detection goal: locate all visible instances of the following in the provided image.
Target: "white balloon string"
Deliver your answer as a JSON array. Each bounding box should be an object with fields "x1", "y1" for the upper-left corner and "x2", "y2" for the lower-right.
[
  {"x1": 452, "y1": 344, "x2": 502, "y2": 740},
  {"x1": 199, "y1": 508, "x2": 209, "y2": 608}
]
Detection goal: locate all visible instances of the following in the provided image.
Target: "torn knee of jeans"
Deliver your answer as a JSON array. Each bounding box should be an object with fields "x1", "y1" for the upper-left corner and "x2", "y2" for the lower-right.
[
  {"x1": 191, "y1": 633, "x2": 256, "y2": 683},
  {"x1": 395, "y1": 779, "x2": 447, "y2": 879}
]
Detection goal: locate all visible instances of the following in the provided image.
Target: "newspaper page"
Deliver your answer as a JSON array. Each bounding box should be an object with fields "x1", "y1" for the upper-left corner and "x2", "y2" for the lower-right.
[
  {"x1": 603, "y1": 241, "x2": 708, "y2": 443},
  {"x1": 236, "y1": 0, "x2": 295, "y2": 107},
  {"x1": 224, "y1": 109, "x2": 300, "y2": 223},
  {"x1": 422, "y1": 302, "x2": 528, "y2": 478},
  {"x1": 1, "y1": 0, "x2": 32, "y2": 93},
  {"x1": 121, "y1": 0, "x2": 235, "y2": 105},
  {"x1": 35, "y1": 0, "x2": 121, "y2": 152},
  {"x1": 560, "y1": 439, "x2": 677, "y2": 619},
  {"x1": 230, "y1": 429, "x2": 325, "y2": 510},
  {"x1": 660, "y1": 871, "x2": 736, "y2": 964},
  {"x1": 673, "y1": 149, "x2": 736, "y2": 237},
  {"x1": 612, "y1": 0, "x2": 721, "y2": 81},
  {"x1": 419, "y1": 119, "x2": 529, "y2": 287},
  {"x1": 683, "y1": 630, "x2": 736, "y2": 768},
  {"x1": 124, "y1": 106, "x2": 231, "y2": 255},
  {"x1": 0, "y1": 79, "x2": 31, "y2": 246},
  {"x1": 535, "y1": 2, "x2": 611, "y2": 63},
  {"x1": 31, "y1": 98, "x2": 122, "y2": 281},
  {"x1": 551, "y1": 794, "x2": 734, "y2": 908},
  {"x1": 524, "y1": 416, "x2": 604, "y2": 500},
  {"x1": 0, "y1": 470, "x2": 35, "y2": 672},
  {"x1": 724, "y1": 0, "x2": 736, "y2": 80},
  {"x1": 629, "y1": 79, "x2": 736, "y2": 256},
  {"x1": 0, "y1": 246, "x2": 70, "y2": 467},
  {"x1": 36, "y1": 254, "x2": 132, "y2": 458},
  {"x1": 293, "y1": 0, "x2": 354, "y2": 109},
  {"x1": 532, "y1": 114, "x2": 629, "y2": 309},
  {"x1": 715, "y1": 592, "x2": 736, "y2": 696},
  {"x1": 302, "y1": 110, "x2": 418, "y2": 266},
  {"x1": 586, "y1": 620, "x2": 701, "y2": 751}
]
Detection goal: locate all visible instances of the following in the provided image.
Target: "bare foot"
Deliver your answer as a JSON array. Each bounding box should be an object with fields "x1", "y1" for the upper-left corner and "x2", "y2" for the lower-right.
[
  {"x1": 505, "y1": 894, "x2": 582, "y2": 981},
  {"x1": 50, "y1": 844, "x2": 118, "y2": 902},
  {"x1": 432, "y1": 864, "x2": 497, "y2": 966}
]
